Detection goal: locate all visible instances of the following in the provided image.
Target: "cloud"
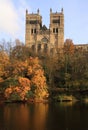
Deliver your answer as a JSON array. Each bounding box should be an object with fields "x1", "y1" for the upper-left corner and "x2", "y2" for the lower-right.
[
  {"x1": 0, "y1": 0, "x2": 31, "y2": 42},
  {"x1": 16, "y1": 0, "x2": 31, "y2": 42},
  {"x1": 0, "y1": 0, "x2": 20, "y2": 37}
]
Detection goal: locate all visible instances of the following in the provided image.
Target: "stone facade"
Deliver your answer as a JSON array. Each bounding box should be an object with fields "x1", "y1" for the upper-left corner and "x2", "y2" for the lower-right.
[
  {"x1": 75, "y1": 44, "x2": 88, "y2": 51},
  {"x1": 25, "y1": 8, "x2": 64, "y2": 54}
]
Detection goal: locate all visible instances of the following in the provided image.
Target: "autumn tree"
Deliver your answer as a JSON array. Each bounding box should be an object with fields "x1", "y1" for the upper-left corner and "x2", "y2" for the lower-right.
[
  {"x1": 4, "y1": 57, "x2": 49, "y2": 101},
  {"x1": 70, "y1": 50, "x2": 88, "y2": 90},
  {"x1": 64, "y1": 39, "x2": 75, "y2": 55},
  {"x1": 27, "y1": 57, "x2": 49, "y2": 100},
  {"x1": 10, "y1": 44, "x2": 31, "y2": 61},
  {"x1": 0, "y1": 45, "x2": 9, "y2": 81},
  {"x1": 5, "y1": 77, "x2": 31, "y2": 101}
]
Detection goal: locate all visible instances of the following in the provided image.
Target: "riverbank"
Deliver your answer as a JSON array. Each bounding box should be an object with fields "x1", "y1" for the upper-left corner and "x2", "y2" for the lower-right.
[
  {"x1": 49, "y1": 88, "x2": 88, "y2": 103},
  {"x1": 1, "y1": 96, "x2": 88, "y2": 104},
  {"x1": 1, "y1": 89, "x2": 88, "y2": 104}
]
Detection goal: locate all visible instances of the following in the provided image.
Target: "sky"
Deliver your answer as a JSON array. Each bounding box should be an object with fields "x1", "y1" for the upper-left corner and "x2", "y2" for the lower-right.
[{"x1": 0, "y1": 0, "x2": 88, "y2": 44}]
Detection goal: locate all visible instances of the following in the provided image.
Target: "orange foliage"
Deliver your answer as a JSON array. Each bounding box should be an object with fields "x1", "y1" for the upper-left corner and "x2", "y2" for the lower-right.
[
  {"x1": 27, "y1": 57, "x2": 48, "y2": 99},
  {"x1": 18, "y1": 77, "x2": 30, "y2": 88},
  {"x1": 64, "y1": 39, "x2": 75, "y2": 55},
  {"x1": 12, "y1": 61, "x2": 27, "y2": 76},
  {"x1": 5, "y1": 77, "x2": 31, "y2": 100},
  {"x1": 0, "y1": 51, "x2": 9, "y2": 77},
  {"x1": 4, "y1": 57, "x2": 49, "y2": 100}
]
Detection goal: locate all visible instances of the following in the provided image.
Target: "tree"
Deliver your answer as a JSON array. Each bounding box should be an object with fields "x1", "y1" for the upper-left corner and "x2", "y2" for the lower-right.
[
  {"x1": 64, "y1": 39, "x2": 75, "y2": 55},
  {"x1": 4, "y1": 57, "x2": 49, "y2": 101},
  {"x1": 27, "y1": 57, "x2": 49, "y2": 100},
  {"x1": 0, "y1": 47, "x2": 9, "y2": 80},
  {"x1": 63, "y1": 39, "x2": 75, "y2": 74},
  {"x1": 5, "y1": 77, "x2": 31, "y2": 101},
  {"x1": 10, "y1": 45, "x2": 31, "y2": 61}
]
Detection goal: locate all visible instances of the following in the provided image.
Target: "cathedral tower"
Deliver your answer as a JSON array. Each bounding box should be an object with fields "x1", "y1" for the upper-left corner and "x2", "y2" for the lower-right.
[
  {"x1": 49, "y1": 8, "x2": 64, "y2": 49},
  {"x1": 25, "y1": 9, "x2": 42, "y2": 47},
  {"x1": 25, "y1": 8, "x2": 64, "y2": 54}
]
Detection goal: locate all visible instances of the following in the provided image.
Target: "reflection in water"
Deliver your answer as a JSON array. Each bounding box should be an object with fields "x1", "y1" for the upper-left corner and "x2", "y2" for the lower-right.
[
  {"x1": 2, "y1": 103, "x2": 48, "y2": 130},
  {"x1": 4, "y1": 104, "x2": 30, "y2": 130},
  {"x1": 32, "y1": 103, "x2": 48, "y2": 130},
  {"x1": 0, "y1": 102, "x2": 88, "y2": 130},
  {"x1": 59, "y1": 101, "x2": 74, "y2": 107}
]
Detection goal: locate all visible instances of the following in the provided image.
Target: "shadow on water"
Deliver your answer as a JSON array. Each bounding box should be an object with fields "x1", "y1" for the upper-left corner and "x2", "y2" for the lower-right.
[{"x1": 0, "y1": 102, "x2": 88, "y2": 130}]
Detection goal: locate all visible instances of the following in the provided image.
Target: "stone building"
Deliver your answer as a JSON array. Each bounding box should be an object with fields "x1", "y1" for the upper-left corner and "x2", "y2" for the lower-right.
[
  {"x1": 75, "y1": 44, "x2": 88, "y2": 52},
  {"x1": 25, "y1": 8, "x2": 64, "y2": 54}
]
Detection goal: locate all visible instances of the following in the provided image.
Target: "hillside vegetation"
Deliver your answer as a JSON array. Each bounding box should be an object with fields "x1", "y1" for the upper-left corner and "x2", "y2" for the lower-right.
[{"x1": 0, "y1": 39, "x2": 88, "y2": 102}]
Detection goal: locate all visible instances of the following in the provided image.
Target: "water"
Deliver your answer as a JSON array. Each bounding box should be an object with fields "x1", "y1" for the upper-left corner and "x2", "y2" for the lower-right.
[{"x1": 0, "y1": 102, "x2": 88, "y2": 130}]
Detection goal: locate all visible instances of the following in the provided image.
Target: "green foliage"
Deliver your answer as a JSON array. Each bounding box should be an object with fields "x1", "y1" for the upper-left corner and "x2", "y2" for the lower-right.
[
  {"x1": 1, "y1": 78, "x2": 18, "y2": 89},
  {"x1": 53, "y1": 94, "x2": 73, "y2": 102},
  {"x1": 26, "y1": 90, "x2": 34, "y2": 98},
  {"x1": 8, "y1": 93, "x2": 21, "y2": 101},
  {"x1": 31, "y1": 85, "x2": 36, "y2": 93}
]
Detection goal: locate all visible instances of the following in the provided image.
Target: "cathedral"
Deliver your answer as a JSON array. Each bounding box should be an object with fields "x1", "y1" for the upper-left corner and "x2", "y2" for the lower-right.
[{"x1": 25, "y1": 8, "x2": 64, "y2": 54}]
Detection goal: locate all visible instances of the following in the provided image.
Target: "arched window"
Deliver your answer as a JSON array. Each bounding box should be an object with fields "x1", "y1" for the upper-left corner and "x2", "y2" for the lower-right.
[
  {"x1": 31, "y1": 45, "x2": 35, "y2": 51},
  {"x1": 41, "y1": 37, "x2": 48, "y2": 43},
  {"x1": 38, "y1": 44, "x2": 41, "y2": 52},
  {"x1": 44, "y1": 44, "x2": 48, "y2": 53}
]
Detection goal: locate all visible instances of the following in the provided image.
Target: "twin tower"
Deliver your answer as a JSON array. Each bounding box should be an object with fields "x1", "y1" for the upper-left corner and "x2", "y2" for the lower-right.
[{"x1": 25, "y1": 8, "x2": 64, "y2": 54}]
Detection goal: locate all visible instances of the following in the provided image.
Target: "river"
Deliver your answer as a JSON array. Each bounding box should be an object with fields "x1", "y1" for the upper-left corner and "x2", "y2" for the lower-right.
[{"x1": 0, "y1": 102, "x2": 88, "y2": 130}]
